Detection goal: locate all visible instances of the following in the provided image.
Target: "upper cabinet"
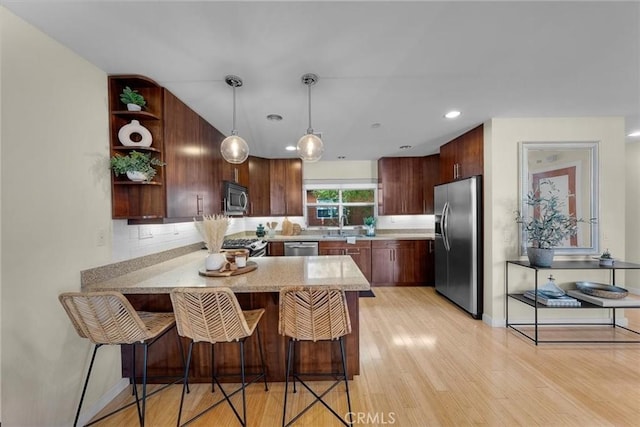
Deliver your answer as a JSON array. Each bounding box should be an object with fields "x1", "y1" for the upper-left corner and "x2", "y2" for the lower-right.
[
  {"x1": 110, "y1": 75, "x2": 228, "y2": 222},
  {"x1": 378, "y1": 156, "x2": 439, "y2": 215},
  {"x1": 422, "y1": 154, "x2": 440, "y2": 214},
  {"x1": 163, "y1": 90, "x2": 224, "y2": 218},
  {"x1": 269, "y1": 158, "x2": 303, "y2": 216},
  {"x1": 439, "y1": 124, "x2": 484, "y2": 183},
  {"x1": 247, "y1": 156, "x2": 271, "y2": 216},
  {"x1": 109, "y1": 75, "x2": 165, "y2": 220}
]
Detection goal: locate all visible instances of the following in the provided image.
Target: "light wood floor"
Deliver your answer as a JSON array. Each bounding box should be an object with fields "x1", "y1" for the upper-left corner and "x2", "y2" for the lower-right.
[{"x1": 90, "y1": 287, "x2": 640, "y2": 426}]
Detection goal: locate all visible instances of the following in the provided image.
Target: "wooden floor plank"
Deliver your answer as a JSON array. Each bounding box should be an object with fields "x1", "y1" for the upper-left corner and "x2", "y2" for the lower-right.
[{"x1": 89, "y1": 287, "x2": 640, "y2": 426}]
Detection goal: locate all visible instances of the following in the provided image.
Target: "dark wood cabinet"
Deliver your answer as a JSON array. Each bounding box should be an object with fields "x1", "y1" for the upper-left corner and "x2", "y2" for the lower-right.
[
  {"x1": 269, "y1": 158, "x2": 303, "y2": 216},
  {"x1": 379, "y1": 156, "x2": 437, "y2": 215},
  {"x1": 439, "y1": 124, "x2": 484, "y2": 183},
  {"x1": 267, "y1": 241, "x2": 284, "y2": 256},
  {"x1": 371, "y1": 240, "x2": 427, "y2": 286},
  {"x1": 164, "y1": 90, "x2": 223, "y2": 218},
  {"x1": 247, "y1": 156, "x2": 271, "y2": 216},
  {"x1": 110, "y1": 75, "x2": 229, "y2": 221},
  {"x1": 319, "y1": 240, "x2": 372, "y2": 282},
  {"x1": 425, "y1": 239, "x2": 435, "y2": 285},
  {"x1": 422, "y1": 154, "x2": 439, "y2": 214},
  {"x1": 109, "y1": 75, "x2": 166, "y2": 220}
]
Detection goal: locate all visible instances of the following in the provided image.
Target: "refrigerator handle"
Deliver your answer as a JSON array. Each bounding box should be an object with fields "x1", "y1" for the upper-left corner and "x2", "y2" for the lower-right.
[{"x1": 442, "y1": 201, "x2": 451, "y2": 252}]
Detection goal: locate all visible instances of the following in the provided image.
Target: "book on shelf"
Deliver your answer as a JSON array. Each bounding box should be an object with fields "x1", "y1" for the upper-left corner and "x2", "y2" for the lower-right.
[{"x1": 523, "y1": 290, "x2": 582, "y2": 307}]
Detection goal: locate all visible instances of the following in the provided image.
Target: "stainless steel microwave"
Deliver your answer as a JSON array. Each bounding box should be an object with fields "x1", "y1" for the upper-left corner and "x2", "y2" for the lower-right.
[{"x1": 224, "y1": 181, "x2": 248, "y2": 215}]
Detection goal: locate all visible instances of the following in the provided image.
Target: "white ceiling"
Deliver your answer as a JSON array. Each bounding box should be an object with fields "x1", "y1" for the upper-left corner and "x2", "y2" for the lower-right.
[{"x1": 4, "y1": 1, "x2": 640, "y2": 160}]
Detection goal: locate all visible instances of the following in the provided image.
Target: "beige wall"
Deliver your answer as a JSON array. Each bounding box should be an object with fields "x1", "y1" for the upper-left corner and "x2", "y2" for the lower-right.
[
  {"x1": 625, "y1": 141, "x2": 640, "y2": 291},
  {"x1": 1, "y1": 8, "x2": 119, "y2": 425},
  {"x1": 303, "y1": 160, "x2": 377, "y2": 181},
  {"x1": 484, "y1": 117, "x2": 627, "y2": 325}
]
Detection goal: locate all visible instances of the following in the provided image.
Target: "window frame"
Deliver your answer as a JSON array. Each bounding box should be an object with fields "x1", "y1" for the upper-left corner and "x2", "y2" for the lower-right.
[{"x1": 304, "y1": 183, "x2": 377, "y2": 229}]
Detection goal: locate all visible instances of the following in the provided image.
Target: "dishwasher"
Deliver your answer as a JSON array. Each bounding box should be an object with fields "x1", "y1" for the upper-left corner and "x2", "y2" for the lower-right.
[{"x1": 284, "y1": 241, "x2": 319, "y2": 256}]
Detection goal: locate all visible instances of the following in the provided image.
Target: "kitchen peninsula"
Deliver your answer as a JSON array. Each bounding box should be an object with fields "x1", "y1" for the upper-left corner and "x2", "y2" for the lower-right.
[{"x1": 83, "y1": 251, "x2": 370, "y2": 382}]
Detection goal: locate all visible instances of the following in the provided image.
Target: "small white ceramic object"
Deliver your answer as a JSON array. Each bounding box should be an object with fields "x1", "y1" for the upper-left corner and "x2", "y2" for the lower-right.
[
  {"x1": 118, "y1": 119, "x2": 152, "y2": 147},
  {"x1": 235, "y1": 255, "x2": 247, "y2": 268},
  {"x1": 205, "y1": 253, "x2": 227, "y2": 271},
  {"x1": 126, "y1": 171, "x2": 147, "y2": 181},
  {"x1": 127, "y1": 103, "x2": 142, "y2": 111}
]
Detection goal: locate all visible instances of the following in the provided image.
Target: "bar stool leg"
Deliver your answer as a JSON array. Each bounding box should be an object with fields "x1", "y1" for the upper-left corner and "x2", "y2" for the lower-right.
[
  {"x1": 177, "y1": 342, "x2": 194, "y2": 427},
  {"x1": 282, "y1": 338, "x2": 294, "y2": 427},
  {"x1": 256, "y1": 324, "x2": 269, "y2": 391},
  {"x1": 73, "y1": 344, "x2": 101, "y2": 427},
  {"x1": 339, "y1": 337, "x2": 352, "y2": 424},
  {"x1": 240, "y1": 340, "x2": 247, "y2": 427},
  {"x1": 211, "y1": 344, "x2": 216, "y2": 393}
]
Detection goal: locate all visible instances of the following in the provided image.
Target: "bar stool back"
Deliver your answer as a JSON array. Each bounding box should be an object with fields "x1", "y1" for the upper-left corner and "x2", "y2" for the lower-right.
[
  {"x1": 170, "y1": 287, "x2": 268, "y2": 427},
  {"x1": 59, "y1": 291, "x2": 179, "y2": 427},
  {"x1": 278, "y1": 286, "x2": 353, "y2": 426}
]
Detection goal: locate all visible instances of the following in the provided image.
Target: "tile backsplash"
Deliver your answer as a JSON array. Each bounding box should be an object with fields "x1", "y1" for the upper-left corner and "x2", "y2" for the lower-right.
[{"x1": 112, "y1": 214, "x2": 434, "y2": 262}]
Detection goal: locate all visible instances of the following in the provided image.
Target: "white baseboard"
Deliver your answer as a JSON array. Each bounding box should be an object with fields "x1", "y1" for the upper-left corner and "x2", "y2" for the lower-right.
[{"x1": 77, "y1": 378, "x2": 129, "y2": 426}]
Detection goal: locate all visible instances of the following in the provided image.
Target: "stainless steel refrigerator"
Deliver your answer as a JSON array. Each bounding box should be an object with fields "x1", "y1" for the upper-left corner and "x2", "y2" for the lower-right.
[{"x1": 434, "y1": 176, "x2": 482, "y2": 318}]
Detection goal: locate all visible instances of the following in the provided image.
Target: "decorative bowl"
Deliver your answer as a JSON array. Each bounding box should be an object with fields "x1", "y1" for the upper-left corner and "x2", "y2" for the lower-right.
[{"x1": 575, "y1": 281, "x2": 628, "y2": 299}]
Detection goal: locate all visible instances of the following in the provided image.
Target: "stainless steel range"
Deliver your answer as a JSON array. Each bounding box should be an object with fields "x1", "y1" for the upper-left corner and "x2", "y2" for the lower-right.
[{"x1": 222, "y1": 238, "x2": 268, "y2": 257}]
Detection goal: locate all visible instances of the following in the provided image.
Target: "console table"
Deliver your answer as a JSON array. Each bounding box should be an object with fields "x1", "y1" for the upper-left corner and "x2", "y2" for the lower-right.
[{"x1": 505, "y1": 260, "x2": 640, "y2": 344}]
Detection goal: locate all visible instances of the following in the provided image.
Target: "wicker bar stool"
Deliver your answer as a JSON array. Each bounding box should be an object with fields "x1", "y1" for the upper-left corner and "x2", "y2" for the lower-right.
[
  {"x1": 170, "y1": 287, "x2": 268, "y2": 427},
  {"x1": 59, "y1": 291, "x2": 183, "y2": 427},
  {"x1": 278, "y1": 286, "x2": 353, "y2": 427}
]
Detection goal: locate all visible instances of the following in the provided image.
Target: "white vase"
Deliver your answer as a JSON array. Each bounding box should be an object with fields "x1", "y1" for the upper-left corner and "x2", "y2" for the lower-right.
[
  {"x1": 118, "y1": 120, "x2": 153, "y2": 147},
  {"x1": 127, "y1": 103, "x2": 142, "y2": 111},
  {"x1": 126, "y1": 171, "x2": 147, "y2": 182},
  {"x1": 205, "y1": 253, "x2": 227, "y2": 271}
]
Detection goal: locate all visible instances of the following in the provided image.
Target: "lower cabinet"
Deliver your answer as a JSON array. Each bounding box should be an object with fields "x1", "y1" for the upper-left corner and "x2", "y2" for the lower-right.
[
  {"x1": 318, "y1": 240, "x2": 372, "y2": 282},
  {"x1": 267, "y1": 241, "x2": 284, "y2": 256},
  {"x1": 425, "y1": 239, "x2": 435, "y2": 285},
  {"x1": 371, "y1": 240, "x2": 428, "y2": 286}
]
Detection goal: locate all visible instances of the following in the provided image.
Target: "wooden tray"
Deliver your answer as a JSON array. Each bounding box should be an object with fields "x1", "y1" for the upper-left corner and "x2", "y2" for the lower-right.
[{"x1": 199, "y1": 261, "x2": 257, "y2": 277}]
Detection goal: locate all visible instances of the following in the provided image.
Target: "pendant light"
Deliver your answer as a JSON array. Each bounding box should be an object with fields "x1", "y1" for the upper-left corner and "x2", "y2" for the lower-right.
[
  {"x1": 297, "y1": 73, "x2": 324, "y2": 162},
  {"x1": 220, "y1": 75, "x2": 249, "y2": 164}
]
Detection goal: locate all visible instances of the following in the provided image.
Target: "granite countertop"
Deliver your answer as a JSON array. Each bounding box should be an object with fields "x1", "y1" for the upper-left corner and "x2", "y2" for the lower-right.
[
  {"x1": 83, "y1": 251, "x2": 370, "y2": 294},
  {"x1": 265, "y1": 232, "x2": 435, "y2": 242}
]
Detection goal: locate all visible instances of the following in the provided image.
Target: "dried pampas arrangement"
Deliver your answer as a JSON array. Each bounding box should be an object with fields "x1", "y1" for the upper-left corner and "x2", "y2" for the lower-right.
[{"x1": 194, "y1": 214, "x2": 229, "y2": 254}]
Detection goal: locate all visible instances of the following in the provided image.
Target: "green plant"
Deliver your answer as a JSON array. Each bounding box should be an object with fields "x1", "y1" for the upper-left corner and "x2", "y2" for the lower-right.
[
  {"x1": 110, "y1": 151, "x2": 165, "y2": 182},
  {"x1": 120, "y1": 86, "x2": 146, "y2": 107},
  {"x1": 515, "y1": 179, "x2": 593, "y2": 249},
  {"x1": 364, "y1": 216, "x2": 376, "y2": 226},
  {"x1": 600, "y1": 249, "x2": 612, "y2": 259}
]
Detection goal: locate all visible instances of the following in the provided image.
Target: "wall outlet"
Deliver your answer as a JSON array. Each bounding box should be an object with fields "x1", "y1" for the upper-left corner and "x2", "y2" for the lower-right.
[{"x1": 138, "y1": 227, "x2": 153, "y2": 240}]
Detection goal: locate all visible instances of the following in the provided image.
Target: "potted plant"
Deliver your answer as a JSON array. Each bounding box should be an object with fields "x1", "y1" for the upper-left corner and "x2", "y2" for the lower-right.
[
  {"x1": 364, "y1": 216, "x2": 376, "y2": 237},
  {"x1": 515, "y1": 179, "x2": 592, "y2": 267},
  {"x1": 598, "y1": 249, "x2": 614, "y2": 266},
  {"x1": 120, "y1": 86, "x2": 146, "y2": 111},
  {"x1": 110, "y1": 151, "x2": 165, "y2": 182}
]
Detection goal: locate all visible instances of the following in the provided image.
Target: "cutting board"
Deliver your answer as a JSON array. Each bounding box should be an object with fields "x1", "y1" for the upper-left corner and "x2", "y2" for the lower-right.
[
  {"x1": 199, "y1": 261, "x2": 258, "y2": 277},
  {"x1": 281, "y1": 218, "x2": 293, "y2": 235}
]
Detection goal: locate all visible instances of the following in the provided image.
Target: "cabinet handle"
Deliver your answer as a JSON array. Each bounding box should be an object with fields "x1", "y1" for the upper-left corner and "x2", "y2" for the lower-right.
[
  {"x1": 196, "y1": 195, "x2": 203, "y2": 216},
  {"x1": 346, "y1": 249, "x2": 360, "y2": 255}
]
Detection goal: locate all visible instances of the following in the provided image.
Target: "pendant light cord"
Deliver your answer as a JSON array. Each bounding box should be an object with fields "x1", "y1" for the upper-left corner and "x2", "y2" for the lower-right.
[
  {"x1": 232, "y1": 84, "x2": 238, "y2": 135},
  {"x1": 307, "y1": 83, "x2": 313, "y2": 134}
]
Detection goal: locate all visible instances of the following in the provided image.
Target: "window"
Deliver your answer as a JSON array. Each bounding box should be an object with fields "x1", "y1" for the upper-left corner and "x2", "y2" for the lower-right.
[{"x1": 305, "y1": 184, "x2": 376, "y2": 228}]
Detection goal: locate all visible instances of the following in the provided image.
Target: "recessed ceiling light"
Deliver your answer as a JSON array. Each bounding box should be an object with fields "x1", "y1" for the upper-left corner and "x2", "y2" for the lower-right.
[
  {"x1": 628, "y1": 130, "x2": 640, "y2": 137},
  {"x1": 285, "y1": 145, "x2": 297, "y2": 151},
  {"x1": 267, "y1": 114, "x2": 283, "y2": 121},
  {"x1": 444, "y1": 110, "x2": 461, "y2": 119},
  {"x1": 371, "y1": 123, "x2": 381, "y2": 128},
  {"x1": 399, "y1": 145, "x2": 412, "y2": 150}
]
